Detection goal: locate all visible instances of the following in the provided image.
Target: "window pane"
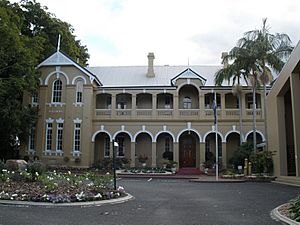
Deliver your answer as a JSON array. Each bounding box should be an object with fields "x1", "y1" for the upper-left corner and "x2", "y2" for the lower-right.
[{"x1": 53, "y1": 80, "x2": 62, "y2": 103}]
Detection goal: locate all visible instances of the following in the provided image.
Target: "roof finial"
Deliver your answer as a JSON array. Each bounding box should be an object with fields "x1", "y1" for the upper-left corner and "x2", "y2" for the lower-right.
[
  {"x1": 187, "y1": 57, "x2": 190, "y2": 67},
  {"x1": 57, "y1": 34, "x2": 61, "y2": 52}
]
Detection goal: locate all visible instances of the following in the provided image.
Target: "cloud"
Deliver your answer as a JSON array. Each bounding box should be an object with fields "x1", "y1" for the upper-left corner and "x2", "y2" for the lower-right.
[{"x1": 13, "y1": 0, "x2": 300, "y2": 66}]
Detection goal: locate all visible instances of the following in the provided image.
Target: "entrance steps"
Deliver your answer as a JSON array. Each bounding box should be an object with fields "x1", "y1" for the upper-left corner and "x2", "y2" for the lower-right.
[
  {"x1": 177, "y1": 167, "x2": 203, "y2": 175},
  {"x1": 274, "y1": 176, "x2": 300, "y2": 186}
]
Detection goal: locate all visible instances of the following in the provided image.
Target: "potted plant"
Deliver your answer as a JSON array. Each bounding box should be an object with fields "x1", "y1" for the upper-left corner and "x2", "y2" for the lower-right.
[{"x1": 169, "y1": 160, "x2": 178, "y2": 173}]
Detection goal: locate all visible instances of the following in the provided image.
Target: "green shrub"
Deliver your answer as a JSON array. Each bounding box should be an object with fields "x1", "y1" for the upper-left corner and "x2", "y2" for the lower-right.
[
  {"x1": 289, "y1": 196, "x2": 300, "y2": 222},
  {"x1": 28, "y1": 161, "x2": 46, "y2": 177},
  {"x1": 204, "y1": 151, "x2": 215, "y2": 169},
  {"x1": 229, "y1": 143, "x2": 253, "y2": 170},
  {"x1": 250, "y1": 150, "x2": 274, "y2": 174},
  {"x1": 162, "y1": 151, "x2": 173, "y2": 160}
]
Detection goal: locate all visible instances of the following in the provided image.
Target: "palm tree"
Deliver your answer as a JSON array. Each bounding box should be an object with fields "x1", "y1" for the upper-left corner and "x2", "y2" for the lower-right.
[
  {"x1": 215, "y1": 57, "x2": 248, "y2": 145},
  {"x1": 237, "y1": 18, "x2": 293, "y2": 152}
]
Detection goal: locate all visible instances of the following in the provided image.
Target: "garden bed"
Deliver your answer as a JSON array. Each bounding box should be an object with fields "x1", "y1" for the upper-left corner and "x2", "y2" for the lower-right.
[
  {"x1": 119, "y1": 168, "x2": 173, "y2": 175},
  {"x1": 221, "y1": 174, "x2": 276, "y2": 182},
  {"x1": 0, "y1": 169, "x2": 125, "y2": 204}
]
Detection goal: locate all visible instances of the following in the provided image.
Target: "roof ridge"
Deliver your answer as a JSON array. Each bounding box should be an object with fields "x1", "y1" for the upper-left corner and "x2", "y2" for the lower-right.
[{"x1": 87, "y1": 64, "x2": 222, "y2": 69}]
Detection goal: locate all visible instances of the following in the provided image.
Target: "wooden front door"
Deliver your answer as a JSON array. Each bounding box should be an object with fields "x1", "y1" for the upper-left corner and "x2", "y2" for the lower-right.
[{"x1": 179, "y1": 134, "x2": 196, "y2": 167}]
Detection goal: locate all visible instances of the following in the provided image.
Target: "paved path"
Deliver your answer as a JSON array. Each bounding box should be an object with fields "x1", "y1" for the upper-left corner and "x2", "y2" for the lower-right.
[{"x1": 0, "y1": 179, "x2": 299, "y2": 225}]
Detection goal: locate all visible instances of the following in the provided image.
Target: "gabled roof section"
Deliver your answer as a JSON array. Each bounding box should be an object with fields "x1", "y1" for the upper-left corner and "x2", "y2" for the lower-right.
[
  {"x1": 37, "y1": 51, "x2": 102, "y2": 86},
  {"x1": 170, "y1": 68, "x2": 207, "y2": 85},
  {"x1": 87, "y1": 65, "x2": 222, "y2": 87}
]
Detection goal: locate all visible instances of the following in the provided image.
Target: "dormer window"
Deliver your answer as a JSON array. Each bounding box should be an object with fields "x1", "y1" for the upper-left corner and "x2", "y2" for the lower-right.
[
  {"x1": 52, "y1": 79, "x2": 62, "y2": 103},
  {"x1": 183, "y1": 97, "x2": 192, "y2": 109}
]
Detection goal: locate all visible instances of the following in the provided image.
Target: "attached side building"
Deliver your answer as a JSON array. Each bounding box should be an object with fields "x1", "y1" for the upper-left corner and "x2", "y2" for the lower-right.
[{"x1": 267, "y1": 41, "x2": 300, "y2": 184}]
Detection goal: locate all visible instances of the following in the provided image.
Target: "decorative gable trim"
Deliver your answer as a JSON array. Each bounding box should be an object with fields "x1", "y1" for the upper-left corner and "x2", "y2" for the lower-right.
[
  {"x1": 170, "y1": 68, "x2": 207, "y2": 86},
  {"x1": 37, "y1": 51, "x2": 102, "y2": 86}
]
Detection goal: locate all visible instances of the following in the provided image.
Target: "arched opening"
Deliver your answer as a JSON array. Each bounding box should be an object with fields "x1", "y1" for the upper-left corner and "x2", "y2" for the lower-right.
[
  {"x1": 204, "y1": 133, "x2": 222, "y2": 168},
  {"x1": 135, "y1": 133, "x2": 152, "y2": 167},
  {"x1": 246, "y1": 131, "x2": 264, "y2": 154},
  {"x1": 226, "y1": 132, "x2": 240, "y2": 168},
  {"x1": 116, "y1": 93, "x2": 132, "y2": 109},
  {"x1": 94, "y1": 132, "x2": 111, "y2": 164},
  {"x1": 246, "y1": 132, "x2": 263, "y2": 146},
  {"x1": 157, "y1": 93, "x2": 173, "y2": 109},
  {"x1": 96, "y1": 94, "x2": 112, "y2": 109},
  {"x1": 178, "y1": 85, "x2": 199, "y2": 109},
  {"x1": 179, "y1": 131, "x2": 199, "y2": 168},
  {"x1": 114, "y1": 132, "x2": 131, "y2": 160},
  {"x1": 136, "y1": 93, "x2": 152, "y2": 109},
  {"x1": 225, "y1": 93, "x2": 238, "y2": 109},
  {"x1": 245, "y1": 92, "x2": 261, "y2": 109},
  {"x1": 204, "y1": 93, "x2": 221, "y2": 109},
  {"x1": 156, "y1": 133, "x2": 174, "y2": 166}
]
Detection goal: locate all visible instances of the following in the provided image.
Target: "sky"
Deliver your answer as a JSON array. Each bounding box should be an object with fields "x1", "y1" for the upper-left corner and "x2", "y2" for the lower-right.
[{"x1": 27, "y1": 0, "x2": 300, "y2": 66}]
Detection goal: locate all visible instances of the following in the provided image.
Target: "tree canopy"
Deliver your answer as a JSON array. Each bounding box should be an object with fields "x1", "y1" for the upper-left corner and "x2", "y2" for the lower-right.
[{"x1": 0, "y1": 0, "x2": 90, "y2": 160}]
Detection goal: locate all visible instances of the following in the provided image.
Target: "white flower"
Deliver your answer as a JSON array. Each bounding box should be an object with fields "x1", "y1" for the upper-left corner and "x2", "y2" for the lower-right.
[
  {"x1": 76, "y1": 191, "x2": 84, "y2": 201},
  {"x1": 66, "y1": 178, "x2": 70, "y2": 181},
  {"x1": 2, "y1": 169, "x2": 7, "y2": 172},
  {"x1": 94, "y1": 193, "x2": 102, "y2": 199},
  {"x1": 106, "y1": 172, "x2": 110, "y2": 175},
  {"x1": 117, "y1": 186, "x2": 125, "y2": 192},
  {"x1": 11, "y1": 194, "x2": 18, "y2": 197},
  {"x1": 35, "y1": 172, "x2": 39, "y2": 176},
  {"x1": 68, "y1": 171, "x2": 71, "y2": 175}
]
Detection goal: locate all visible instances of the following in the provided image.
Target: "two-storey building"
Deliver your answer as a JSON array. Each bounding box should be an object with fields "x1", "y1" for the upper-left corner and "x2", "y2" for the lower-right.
[{"x1": 22, "y1": 50, "x2": 266, "y2": 172}]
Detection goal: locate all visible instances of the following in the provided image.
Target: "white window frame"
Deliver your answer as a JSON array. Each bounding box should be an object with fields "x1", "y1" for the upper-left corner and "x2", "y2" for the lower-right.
[
  {"x1": 73, "y1": 118, "x2": 82, "y2": 156},
  {"x1": 45, "y1": 118, "x2": 54, "y2": 152},
  {"x1": 52, "y1": 79, "x2": 62, "y2": 103},
  {"x1": 75, "y1": 80, "x2": 84, "y2": 103},
  {"x1": 56, "y1": 119, "x2": 64, "y2": 152},
  {"x1": 31, "y1": 93, "x2": 38, "y2": 106},
  {"x1": 28, "y1": 126, "x2": 36, "y2": 155}
]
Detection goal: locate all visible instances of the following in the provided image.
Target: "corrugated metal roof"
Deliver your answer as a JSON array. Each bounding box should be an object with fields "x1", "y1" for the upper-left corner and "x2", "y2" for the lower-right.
[{"x1": 87, "y1": 65, "x2": 224, "y2": 87}]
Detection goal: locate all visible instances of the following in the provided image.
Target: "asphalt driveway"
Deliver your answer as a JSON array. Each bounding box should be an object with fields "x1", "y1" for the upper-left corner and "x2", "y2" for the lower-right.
[{"x1": 0, "y1": 179, "x2": 299, "y2": 225}]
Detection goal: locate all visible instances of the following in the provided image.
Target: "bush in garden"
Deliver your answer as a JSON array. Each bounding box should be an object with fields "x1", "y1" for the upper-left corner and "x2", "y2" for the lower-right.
[
  {"x1": 162, "y1": 151, "x2": 173, "y2": 160},
  {"x1": 250, "y1": 150, "x2": 274, "y2": 174},
  {"x1": 28, "y1": 161, "x2": 46, "y2": 179},
  {"x1": 229, "y1": 143, "x2": 253, "y2": 170},
  {"x1": 289, "y1": 196, "x2": 300, "y2": 222}
]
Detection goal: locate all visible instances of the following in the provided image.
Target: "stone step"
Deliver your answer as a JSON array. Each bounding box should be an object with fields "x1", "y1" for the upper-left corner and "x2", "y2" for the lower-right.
[{"x1": 177, "y1": 168, "x2": 203, "y2": 175}]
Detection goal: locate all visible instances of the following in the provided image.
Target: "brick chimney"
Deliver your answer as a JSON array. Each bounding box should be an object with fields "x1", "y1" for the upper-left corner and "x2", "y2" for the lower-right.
[
  {"x1": 221, "y1": 52, "x2": 228, "y2": 68},
  {"x1": 147, "y1": 52, "x2": 155, "y2": 77}
]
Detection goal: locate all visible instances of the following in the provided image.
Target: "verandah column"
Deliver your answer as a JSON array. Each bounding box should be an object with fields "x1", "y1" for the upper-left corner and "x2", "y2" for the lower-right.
[
  {"x1": 200, "y1": 142, "x2": 205, "y2": 169},
  {"x1": 221, "y1": 142, "x2": 227, "y2": 169},
  {"x1": 130, "y1": 142, "x2": 136, "y2": 167},
  {"x1": 151, "y1": 142, "x2": 157, "y2": 167},
  {"x1": 173, "y1": 142, "x2": 179, "y2": 168}
]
